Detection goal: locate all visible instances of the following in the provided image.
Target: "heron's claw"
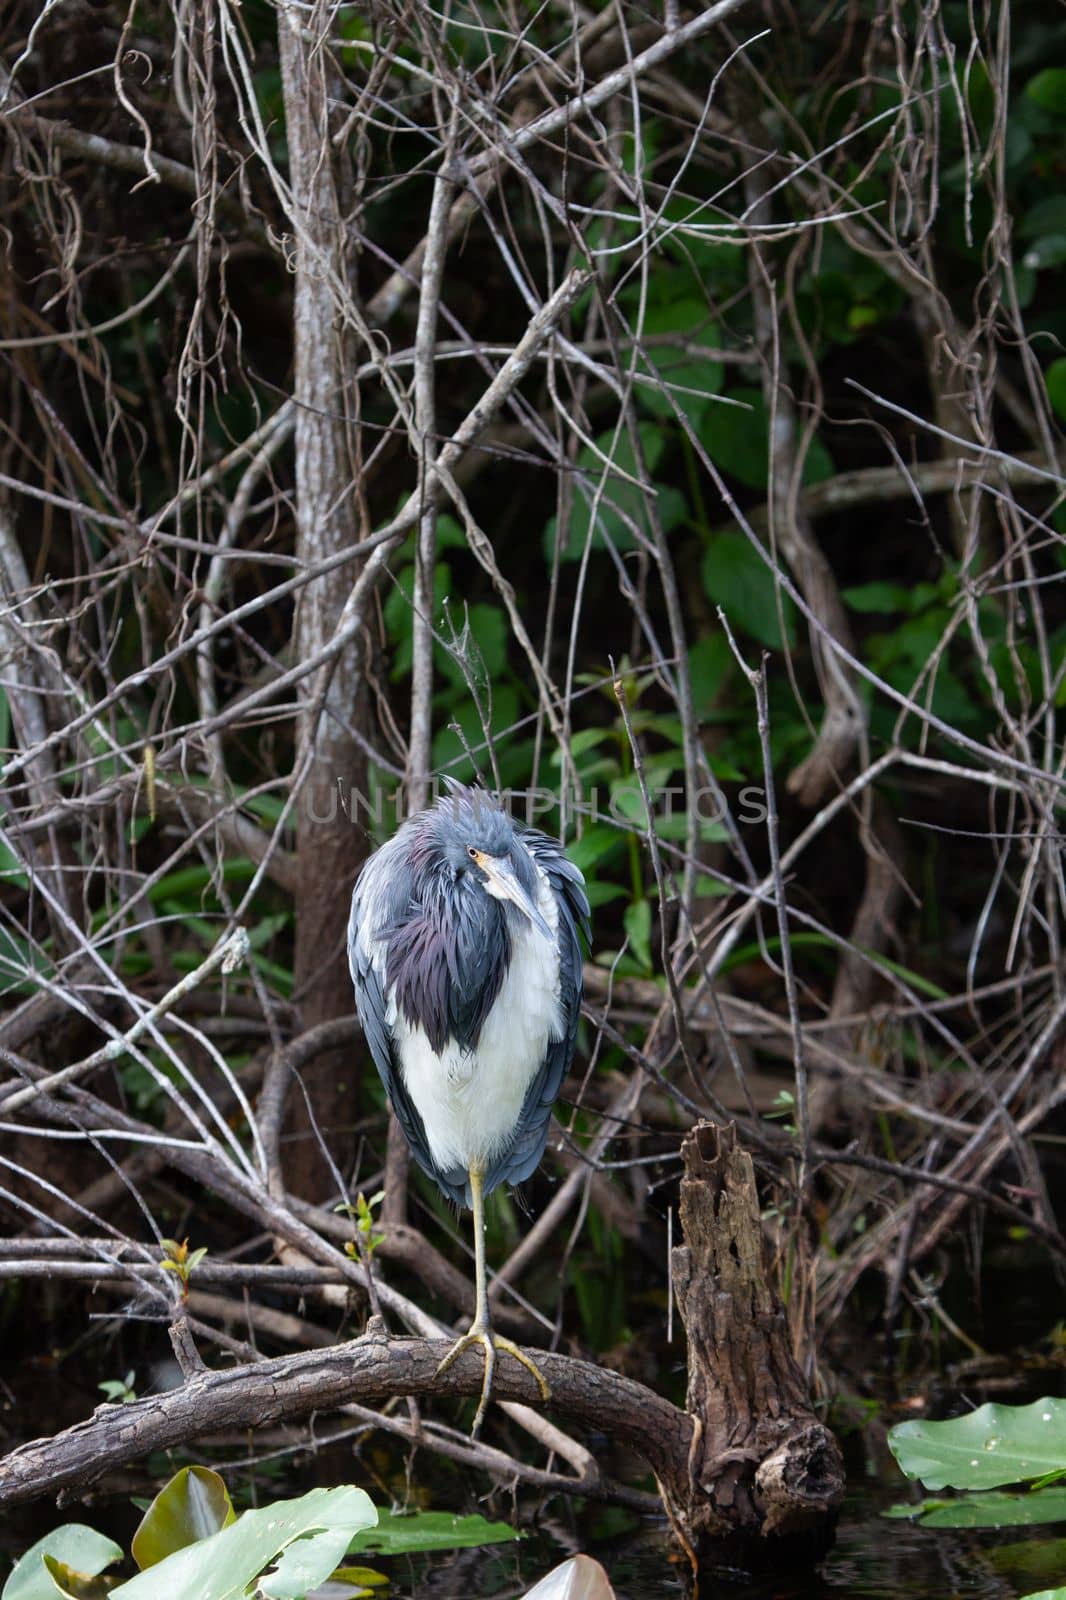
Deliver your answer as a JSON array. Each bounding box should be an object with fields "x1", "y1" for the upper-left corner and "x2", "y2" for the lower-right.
[{"x1": 436, "y1": 1325, "x2": 550, "y2": 1436}]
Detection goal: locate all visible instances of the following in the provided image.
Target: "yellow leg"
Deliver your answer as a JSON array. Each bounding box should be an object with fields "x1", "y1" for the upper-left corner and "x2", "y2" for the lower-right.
[{"x1": 435, "y1": 1164, "x2": 550, "y2": 1436}]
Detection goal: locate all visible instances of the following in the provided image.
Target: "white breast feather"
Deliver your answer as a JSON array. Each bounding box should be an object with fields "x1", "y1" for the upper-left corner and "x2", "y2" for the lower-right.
[{"x1": 390, "y1": 864, "x2": 563, "y2": 1175}]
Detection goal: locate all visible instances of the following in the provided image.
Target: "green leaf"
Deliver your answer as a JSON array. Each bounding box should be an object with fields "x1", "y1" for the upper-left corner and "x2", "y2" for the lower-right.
[
  {"x1": 1022, "y1": 235, "x2": 1066, "y2": 271},
  {"x1": 688, "y1": 632, "x2": 732, "y2": 708},
  {"x1": 551, "y1": 728, "x2": 615, "y2": 762},
  {"x1": 382, "y1": 559, "x2": 452, "y2": 678},
  {"x1": 842, "y1": 581, "x2": 914, "y2": 614},
  {"x1": 1026, "y1": 69, "x2": 1066, "y2": 113},
  {"x1": 653, "y1": 811, "x2": 727, "y2": 843},
  {"x1": 702, "y1": 531, "x2": 796, "y2": 650},
  {"x1": 438, "y1": 603, "x2": 509, "y2": 683},
  {"x1": 1020, "y1": 1591, "x2": 1066, "y2": 1600},
  {"x1": 700, "y1": 387, "x2": 834, "y2": 491},
  {"x1": 260, "y1": 1525, "x2": 361, "y2": 1599},
  {"x1": 885, "y1": 1485, "x2": 1066, "y2": 1529},
  {"x1": 145, "y1": 859, "x2": 257, "y2": 906},
  {"x1": 2, "y1": 1529, "x2": 123, "y2": 1600},
  {"x1": 623, "y1": 898, "x2": 653, "y2": 972},
  {"x1": 0, "y1": 925, "x2": 51, "y2": 997},
  {"x1": 328, "y1": 1567, "x2": 389, "y2": 1594},
  {"x1": 0, "y1": 831, "x2": 28, "y2": 888},
  {"x1": 636, "y1": 298, "x2": 723, "y2": 422},
  {"x1": 1021, "y1": 197, "x2": 1066, "y2": 239},
  {"x1": 565, "y1": 825, "x2": 623, "y2": 873},
  {"x1": 859, "y1": 949, "x2": 948, "y2": 1001},
  {"x1": 110, "y1": 1485, "x2": 376, "y2": 1600},
  {"x1": 434, "y1": 515, "x2": 467, "y2": 550},
  {"x1": 1046, "y1": 359, "x2": 1066, "y2": 424},
  {"x1": 888, "y1": 1399, "x2": 1066, "y2": 1491},
  {"x1": 347, "y1": 1510, "x2": 520, "y2": 1555},
  {"x1": 545, "y1": 423, "x2": 673, "y2": 561},
  {"x1": 639, "y1": 353, "x2": 724, "y2": 421},
  {"x1": 584, "y1": 882, "x2": 627, "y2": 908},
  {"x1": 131, "y1": 1466, "x2": 235, "y2": 1569}
]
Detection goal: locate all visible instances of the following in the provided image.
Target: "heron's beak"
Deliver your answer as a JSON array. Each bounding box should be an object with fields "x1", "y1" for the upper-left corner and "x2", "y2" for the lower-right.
[{"x1": 478, "y1": 855, "x2": 553, "y2": 940}]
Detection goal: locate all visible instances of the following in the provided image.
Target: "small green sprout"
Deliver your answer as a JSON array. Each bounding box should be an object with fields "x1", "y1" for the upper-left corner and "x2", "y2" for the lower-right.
[
  {"x1": 99, "y1": 1369, "x2": 137, "y2": 1404},
  {"x1": 159, "y1": 1237, "x2": 208, "y2": 1299},
  {"x1": 335, "y1": 1190, "x2": 386, "y2": 1261}
]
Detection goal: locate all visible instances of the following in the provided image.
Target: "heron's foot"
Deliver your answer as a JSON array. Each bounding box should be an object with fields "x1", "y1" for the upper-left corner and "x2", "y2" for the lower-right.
[{"x1": 436, "y1": 1325, "x2": 551, "y2": 1436}]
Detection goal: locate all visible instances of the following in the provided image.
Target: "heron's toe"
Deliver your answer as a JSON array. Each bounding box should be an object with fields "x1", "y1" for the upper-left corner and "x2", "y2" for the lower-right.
[
  {"x1": 491, "y1": 1335, "x2": 551, "y2": 1402},
  {"x1": 435, "y1": 1328, "x2": 548, "y2": 1435}
]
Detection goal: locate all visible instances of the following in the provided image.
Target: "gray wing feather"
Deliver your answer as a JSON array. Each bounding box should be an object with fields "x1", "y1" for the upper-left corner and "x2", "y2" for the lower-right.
[
  {"x1": 483, "y1": 829, "x2": 589, "y2": 1197},
  {"x1": 348, "y1": 843, "x2": 469, "y2": 1206}
]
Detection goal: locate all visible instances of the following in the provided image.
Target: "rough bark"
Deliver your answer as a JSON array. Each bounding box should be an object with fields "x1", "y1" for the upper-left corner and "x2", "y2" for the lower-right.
[
  {"x1": 0, "y1": 1337, "x2": 691, "y2": 1511},
  {"x1": 670, "y1": 1122, "x2": 844, "y2": 1543},
  {"x1": 277, "y1": 1, "x2": 368, "y2": 1197}
]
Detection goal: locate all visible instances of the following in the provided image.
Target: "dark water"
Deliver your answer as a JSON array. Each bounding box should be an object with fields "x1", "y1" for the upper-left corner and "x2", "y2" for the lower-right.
[
  {"x1": 364, "y1": 1480, "x2": 1066, "y2": 1600},
  {"x1": 3, "y1": 1461, "x2": 1066, "y2": 1597}
]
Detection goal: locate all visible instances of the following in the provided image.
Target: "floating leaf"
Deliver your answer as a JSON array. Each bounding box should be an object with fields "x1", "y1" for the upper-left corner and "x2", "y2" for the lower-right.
[
  {"x1": 348, "y1": 1510, "x2": 520, "y2": 1555},
  {"x1": 885, "y1": 1485, "x2": 1066, "y2": 1528},
  {"x1": 131, "y1": 1466, "x2": 235, "y2": 1570},
  {"x1": 888, "y1": 1399, "x2": 1066, "y2": 1492},
  {"x1": 326, "y1": 1567, "x2": 389, "y2": 1590},
  {"x1": 2, "y1": 1528, "x2": 123, "y2": 1600},
  {"x1": 110, "y1": 1486, "x2": 376, "y2": 1600}
]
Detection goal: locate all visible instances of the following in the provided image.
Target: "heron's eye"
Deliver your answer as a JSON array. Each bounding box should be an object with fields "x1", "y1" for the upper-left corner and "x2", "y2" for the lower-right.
[{"x1": 467, "y1": 846, "x2": 478, "y2": 860}]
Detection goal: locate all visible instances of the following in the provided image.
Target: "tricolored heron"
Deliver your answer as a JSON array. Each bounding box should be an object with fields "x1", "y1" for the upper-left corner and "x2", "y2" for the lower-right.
[{"x1": 348, "y1": 782, "x2": 588, "y2": 1434}]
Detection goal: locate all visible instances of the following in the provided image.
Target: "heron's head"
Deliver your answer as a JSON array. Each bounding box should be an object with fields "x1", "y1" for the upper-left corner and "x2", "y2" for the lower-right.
[{"x1": 419, "y1": 784, "x2": 552, "y2": 941}]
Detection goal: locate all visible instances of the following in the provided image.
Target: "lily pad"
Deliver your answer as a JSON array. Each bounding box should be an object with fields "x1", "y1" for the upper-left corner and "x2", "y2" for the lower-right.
[
  {"x1": 131, "y1": 1465, "x2": 236, "y2": 1569},
  {"x1": 888, "y1": 1399, "x2": 1066, "y2": 1491},
  {"x1": 885, "y1": 1485, "x2": 1066, "y2": 1528},
  {"x1": 2, "y1": 1528, "x2": 123, "y2": 1600},
  {"x1": 109, "y1": 1485, "x2": 376, "y2": 1600},
  {"x1": 348, "y1": 1510, "x2": 520, "y2": 1555}
]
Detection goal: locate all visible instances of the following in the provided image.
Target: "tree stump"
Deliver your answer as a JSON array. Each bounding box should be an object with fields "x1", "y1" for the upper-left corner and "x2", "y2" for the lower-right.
[{"x1": 670, "y1": 1121, "x2": 844, "y2": 1549}]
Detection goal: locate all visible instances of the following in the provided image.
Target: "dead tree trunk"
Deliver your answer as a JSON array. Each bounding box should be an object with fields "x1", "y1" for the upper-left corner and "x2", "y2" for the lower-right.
[
  {"x1": 277, "y1": 0, "x2": 368, "y2": 1198},
  {"x1": 670, "y1": 1121, "x2": 844, "y2": 1547}
]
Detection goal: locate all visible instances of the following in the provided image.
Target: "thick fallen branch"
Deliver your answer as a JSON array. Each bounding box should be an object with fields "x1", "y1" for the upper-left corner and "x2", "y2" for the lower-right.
[{"x1": 0, "y1": 1334, "x2": 688, "y2": 1510}]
